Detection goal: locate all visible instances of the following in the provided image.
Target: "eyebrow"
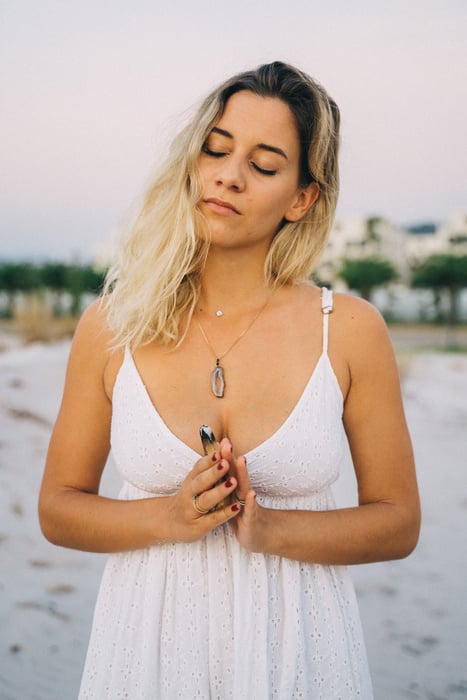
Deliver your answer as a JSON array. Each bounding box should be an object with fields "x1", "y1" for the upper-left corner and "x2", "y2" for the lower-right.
[{"x1": 211, "y1": 127, "x2": 288, "y2": 160}]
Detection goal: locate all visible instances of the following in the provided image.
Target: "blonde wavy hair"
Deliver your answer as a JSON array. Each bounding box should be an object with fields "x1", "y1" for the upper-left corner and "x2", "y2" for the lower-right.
[{"x1": 104, "y1": 61, "x2": 340, "y2": 348}]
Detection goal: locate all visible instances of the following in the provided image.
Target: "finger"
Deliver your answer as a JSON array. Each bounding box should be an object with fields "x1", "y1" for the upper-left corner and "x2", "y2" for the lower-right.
[
  {"x1": 207, "y1": 499, "x2": 242, "y2": 526},
  {"x1": 192, "y1": 472, "x2": 238, "y2": 514},
  {"x1": 218, "y1": 438, "x2": 234, "y2": 463},
  {"x1": 244, "y1": 490, "x2": 257, "y2": 508},
  {"x1": 218, "y1": 439, "x2": 239, "y2": 483},
  {"x1": 190, "y1": 451, "x2": 222, "y2": 482},
  {"x1": 193, "y1": 479, "x2": 241, "y2": 531},
  {"x1": 189, "y1": 454, "x2": 222, "y2": 496},
  {"x1": 233, "y1": 455, "x2": 250, "y2": 501},
  {"x1": 234, "y1": 490, "x2": 257, "y2": 530},
  {"x1": 191, "y1": 458, "x2": 231, "y2": 496},
  {"x1": 189, "y1": 496, "x2": 241, "y2": 536}
]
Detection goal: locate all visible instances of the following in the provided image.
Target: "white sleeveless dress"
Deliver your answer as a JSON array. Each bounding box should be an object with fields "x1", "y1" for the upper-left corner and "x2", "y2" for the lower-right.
[{"x1": 79, "y1": 289, "x2": 373, "y2": 699}]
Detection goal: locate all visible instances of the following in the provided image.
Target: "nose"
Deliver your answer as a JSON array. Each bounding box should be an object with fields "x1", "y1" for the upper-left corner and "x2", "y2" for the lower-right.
[{"x1": 215, "y1": 155, "x2": 246, "y2": 192}]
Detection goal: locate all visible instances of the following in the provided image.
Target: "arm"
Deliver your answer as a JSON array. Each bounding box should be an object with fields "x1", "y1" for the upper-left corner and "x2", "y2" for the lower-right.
[
  {"x1": 231, "y1": 297, "x2": 421, "y2": 565},
  {"x1": 38, "y1": 300, "x2": 240, "y2": 553}
]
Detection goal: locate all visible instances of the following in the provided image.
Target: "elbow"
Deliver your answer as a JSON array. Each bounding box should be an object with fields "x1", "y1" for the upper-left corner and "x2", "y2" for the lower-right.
[
  {"x1": 38, "y1": 491, "x2": 67, "y2": 546},
  {"x1": 38, "y1": 499, "x2": 58, "y2": 545},
  {"x1": 364, "y1": 500, "x2": 421, "y2": 562},
  {"x1": 391, "y1": 506, "x2": 421, "y2": 560},
  {"x1": 393, "y1": 530, "x2": 419, "y2": 560}
]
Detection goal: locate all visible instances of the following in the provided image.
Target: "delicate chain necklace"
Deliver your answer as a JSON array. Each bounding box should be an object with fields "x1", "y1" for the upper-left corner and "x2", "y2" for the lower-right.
[{"x1": 196, "y1": 294, "x2": 273, "y2": 398}]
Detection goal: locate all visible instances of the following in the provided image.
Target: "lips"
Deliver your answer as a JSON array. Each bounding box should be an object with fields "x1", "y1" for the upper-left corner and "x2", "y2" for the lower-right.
[{"x1": 203, "y1": 198, "x2": 240, "y2": 215}]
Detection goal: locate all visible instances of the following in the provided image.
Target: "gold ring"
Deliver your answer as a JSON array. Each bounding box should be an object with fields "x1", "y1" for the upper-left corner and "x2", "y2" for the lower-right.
[
  {"x1": 235, "y1": 494, "x2": 246, "y2": 507},
  {"x1": 192, "y1": 495, "x2": 210, "y2": 515}
]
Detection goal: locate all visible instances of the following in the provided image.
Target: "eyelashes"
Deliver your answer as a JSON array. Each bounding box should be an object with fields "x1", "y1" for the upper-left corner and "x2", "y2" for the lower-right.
[
  {"x1": 201, "y1": 144, "x2": 277, "y2": 176},
  {"x1": 202, "y1": 144, "x2": 225, "y2": 158},
  {"x1": 251, "y1": 163, "x2": 277, "y2": 177}
]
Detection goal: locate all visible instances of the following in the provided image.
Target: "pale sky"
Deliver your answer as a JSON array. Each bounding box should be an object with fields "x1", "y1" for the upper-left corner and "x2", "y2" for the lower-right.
[{"x1": 1, "y1": 0, "x2": 466, "y2": 260}]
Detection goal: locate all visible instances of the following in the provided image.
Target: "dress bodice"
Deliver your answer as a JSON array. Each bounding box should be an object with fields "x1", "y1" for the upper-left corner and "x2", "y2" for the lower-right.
[{"x1": 110, "y1": 287, "x2": 346, "y2": 502}]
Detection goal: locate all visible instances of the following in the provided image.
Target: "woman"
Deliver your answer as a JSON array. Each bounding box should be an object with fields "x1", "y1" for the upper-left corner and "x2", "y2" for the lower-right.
[{"x1": 39, "y1": 61, "x2": 420, "y2": 698}]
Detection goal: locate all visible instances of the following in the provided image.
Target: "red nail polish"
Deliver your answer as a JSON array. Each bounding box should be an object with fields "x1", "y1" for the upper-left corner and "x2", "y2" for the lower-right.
[
  {"x1": 211, "y1": 452, "x2": 218, "y2": 462},
  {"x1": 231, "y1": 504, "x2": 239, "y2": 512},
  {"x1": 225, "y1": 479, "x2": 233, "y2": 488},
  {"x1": 217, "y1": 463, "x2": 224, "y2": 471}
]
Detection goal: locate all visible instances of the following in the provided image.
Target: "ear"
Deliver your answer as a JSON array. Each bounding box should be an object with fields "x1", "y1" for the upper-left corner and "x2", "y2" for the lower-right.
[{"x1": 284, "y1": 182, "x2": 320, "y2": 222}]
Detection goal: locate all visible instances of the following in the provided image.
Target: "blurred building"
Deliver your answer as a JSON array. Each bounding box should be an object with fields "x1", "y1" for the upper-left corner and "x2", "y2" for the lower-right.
[
  {"x1": 405, "y1": 212, "x2": 467, "y2": 262},
  {"x1": 316, "y1": 211, "x2": 467, "y2": 321},
  {"x1": 318, "y1": 211, "x2": 467, "y2": 286},
  {"x1": 319, "y1": 216, "x2": 408, "y2": 288}
]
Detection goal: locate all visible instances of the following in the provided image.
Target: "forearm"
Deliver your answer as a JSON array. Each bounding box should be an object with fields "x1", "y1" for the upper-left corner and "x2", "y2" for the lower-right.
[
  {"x1": 39, "y1": 488, "x2": 174, "y2": 553},
  {"x1": 39, "y1": 451, "x2": 241, "y2": 553},
  {"x1": 258, "y1": 501, "x2": 420, "y2": 565}
]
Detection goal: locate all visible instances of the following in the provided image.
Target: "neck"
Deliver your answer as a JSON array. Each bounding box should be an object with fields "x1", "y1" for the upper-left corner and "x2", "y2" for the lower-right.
[{"x1": 199, "y1": 249, "x2": 272, "y2": 316}]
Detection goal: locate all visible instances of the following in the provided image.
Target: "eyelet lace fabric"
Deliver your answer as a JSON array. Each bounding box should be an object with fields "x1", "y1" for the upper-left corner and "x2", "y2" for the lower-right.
[{"x1": 79, "y1": 290, "x2": 373, "y2": 699}]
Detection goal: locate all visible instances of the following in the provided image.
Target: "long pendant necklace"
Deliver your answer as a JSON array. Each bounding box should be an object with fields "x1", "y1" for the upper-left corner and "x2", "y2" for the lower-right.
[{"x1": 195, "y1": 295, "x2": 273, "y2": 398}]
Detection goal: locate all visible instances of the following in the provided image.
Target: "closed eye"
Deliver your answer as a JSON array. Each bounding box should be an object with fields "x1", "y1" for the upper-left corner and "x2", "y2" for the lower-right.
[
  {"x1": 251, "y1": 162, "x2": 277, "y2": 176},
  {"x1": 202, "y1": 144, "x2": 277, "y2": 176},
  {"x1": 202, "y1": 144, "x2": 226, "y2": 158}
]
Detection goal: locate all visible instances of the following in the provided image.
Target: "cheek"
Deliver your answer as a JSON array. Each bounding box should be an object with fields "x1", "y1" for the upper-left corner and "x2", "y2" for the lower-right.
[
  {"x1": 197, "y1": 158, "x2": 212, "y2": 190},
  {"x1": 197, "y1": 164, "x2": 206, "y2": 190},
  {"x1": 262, "y1": 187, "x2": 297, "y2": 220}
]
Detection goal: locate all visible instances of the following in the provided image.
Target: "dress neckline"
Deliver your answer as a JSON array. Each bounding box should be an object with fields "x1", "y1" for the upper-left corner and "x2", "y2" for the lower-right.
[
  {"x1": 116, "y1": 288, "x2": 341, "y2": 459},
  {"x1": 122, "y1": 349, "x2": 341, "y2": 460}
]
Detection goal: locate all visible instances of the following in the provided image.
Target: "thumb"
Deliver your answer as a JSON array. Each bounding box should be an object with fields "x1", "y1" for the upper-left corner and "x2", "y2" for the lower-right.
[{"x1": 241, "y1": 490, "x2": 257, "y2": 519}]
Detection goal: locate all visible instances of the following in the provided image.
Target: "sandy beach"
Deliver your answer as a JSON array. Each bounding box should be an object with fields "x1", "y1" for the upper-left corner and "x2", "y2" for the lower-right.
[{"x1": 0, "y1": 333, "x2": 466, "y2": 699}]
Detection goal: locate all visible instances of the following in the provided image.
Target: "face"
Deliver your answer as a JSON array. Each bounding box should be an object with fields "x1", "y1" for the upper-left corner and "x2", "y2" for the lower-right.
[{"x1": 197, "y1": 90, "x2": 318, "y2": 253}]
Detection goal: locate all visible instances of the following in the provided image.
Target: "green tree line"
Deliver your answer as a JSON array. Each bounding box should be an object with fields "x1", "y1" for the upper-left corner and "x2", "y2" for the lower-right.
[
  {"x1": 330, "y1": 253, "x2": 467, "y2": 325},
  {"x1": 0, "y1": 262, "x2": 106, "y2": 317},
  {"x1": 2, "y1": 252, "x2": 467, "y2": 325}
]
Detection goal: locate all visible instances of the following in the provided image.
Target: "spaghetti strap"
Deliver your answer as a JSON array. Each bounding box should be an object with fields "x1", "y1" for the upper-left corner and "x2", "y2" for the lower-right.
[{"x1": 321, "y1": 287, "x2": 333, "y2": 354}]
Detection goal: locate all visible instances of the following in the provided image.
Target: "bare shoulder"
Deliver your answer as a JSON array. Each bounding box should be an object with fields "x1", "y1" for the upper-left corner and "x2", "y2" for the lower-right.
[
  {"x1": 330, "y1": 292, "x2": 399, "y2": 395},
  {"x1": 70, "y1": 296, "x2": 121, "y2": 365},
  {"x1": 333, "y1": 291, "x2": 386, "y2": 325},
  {"x1": 65, "y1": 297, "x2": 122, "y2": 392},
  {"x1": 332, "y1": 292, "x2": 391, "y2": 346},
  {"x1": 297, "y1": 284, "x2": 385, "y2": 336},
  {"x1": 72, "y1": 296, "x2": 113, "y2": 349}
]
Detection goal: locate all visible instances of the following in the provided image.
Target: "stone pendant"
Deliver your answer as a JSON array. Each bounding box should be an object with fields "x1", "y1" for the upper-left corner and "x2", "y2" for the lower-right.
[{"x1": 211, "y1": 361, "x2": 225, "y2": 398}]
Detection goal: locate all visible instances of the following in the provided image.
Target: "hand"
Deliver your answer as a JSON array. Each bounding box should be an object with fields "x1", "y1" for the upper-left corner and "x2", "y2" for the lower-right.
[
  {"x1": 166, "y1": 449, "x2": 241, "y2": 543},
  {"x1": 224, "y1": 448, "x2": 270, "y2": 554}
]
